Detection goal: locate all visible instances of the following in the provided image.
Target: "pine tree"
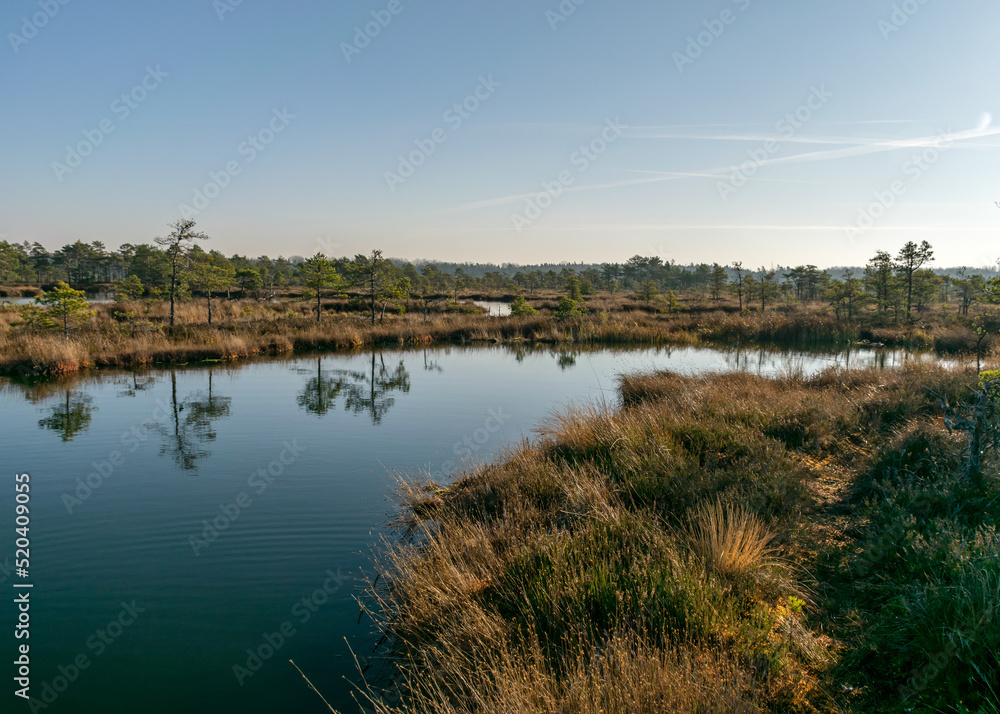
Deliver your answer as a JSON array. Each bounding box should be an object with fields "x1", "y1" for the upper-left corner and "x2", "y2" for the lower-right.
[
  {"x1": 894, "y1": 240, "x2": 934, "y2": 316},
  {"x1": 37, "y1": 282, "x2": 91, "y2": 337},
  {"x1": 710, "y1": 263, "x2": 728, "y2": 301},
  {"x1": 299, "y1": 253, "x2": 343, "y2": 323},
  {"x1": 154, "y1": 220, "x2": 209, "y2": 327}
]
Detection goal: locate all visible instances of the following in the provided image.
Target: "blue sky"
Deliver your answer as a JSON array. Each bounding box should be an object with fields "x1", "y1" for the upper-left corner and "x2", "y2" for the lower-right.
[{"x1": 2, "y1": 0, "x2": 998, "y2": 267}]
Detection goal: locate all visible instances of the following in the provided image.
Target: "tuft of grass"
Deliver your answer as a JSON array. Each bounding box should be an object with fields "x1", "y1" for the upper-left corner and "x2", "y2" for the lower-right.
[{"x1": 688, "y1": 498, "x2": 776, "y2": 580}]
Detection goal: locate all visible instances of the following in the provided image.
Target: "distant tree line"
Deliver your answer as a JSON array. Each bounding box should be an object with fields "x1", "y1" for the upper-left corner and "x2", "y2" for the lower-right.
[
  {"x1": 0, "y1": 234, "x2": 726, "y2": 297},
  {"x1": 3, "y1": 231, "x2": 1000, "y2": 324}
]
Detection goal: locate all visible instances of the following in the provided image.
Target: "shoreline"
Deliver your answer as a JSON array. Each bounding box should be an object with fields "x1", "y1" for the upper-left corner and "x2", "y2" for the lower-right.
[
  {"x1": 366, "y1": 363, "x2": 999, "y2": 712},
  {"x1": 0, "y1": 303, "x2": 987, "y2": 379}
]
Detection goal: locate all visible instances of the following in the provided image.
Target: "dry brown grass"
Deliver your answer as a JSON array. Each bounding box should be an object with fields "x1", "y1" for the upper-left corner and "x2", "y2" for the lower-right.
[
  {"x1": 688, "y1": 498, "x2": 777, "y2": 580},
  {"x1": 365, "y1": 363, "x2": 990, "y2": 714},
  {"x1": 369, "y1": 631, "x2": 765, "y2": 714},
  {"x1": 1, "y1": 292, "x2": 989, "y2": 377},
  {"x1": 0, "y1": 299, "x2": 709, "y2": 376}
]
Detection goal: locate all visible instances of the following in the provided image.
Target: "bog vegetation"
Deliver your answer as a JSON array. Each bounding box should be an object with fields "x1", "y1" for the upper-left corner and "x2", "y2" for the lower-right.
[
  {"x1": 3, "y1": 229, "x2": 1000, "y2": 375},
  {"x1": 366, "y1": 364, "x2": 1000, "y2": 713},
  {"x1": 3, "y1": 227, "x2": 1000, "y2": 711}
]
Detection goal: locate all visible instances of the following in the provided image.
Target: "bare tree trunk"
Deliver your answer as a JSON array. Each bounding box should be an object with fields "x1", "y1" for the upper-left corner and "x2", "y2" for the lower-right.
[{"x1": 169, "y1": 252, "x2": 178, "y2": 327}]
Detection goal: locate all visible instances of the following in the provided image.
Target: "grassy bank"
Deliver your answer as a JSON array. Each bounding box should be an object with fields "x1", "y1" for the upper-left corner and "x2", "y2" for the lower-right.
[
  {"x1": 0, "y1": 295, "x2": 988, "y2": 376},
  {"x1": 366, "y1": 364, "x2": 999, "y2": 713},
  {"x1": 0, "y1": 303, "x2": 695, "y2": 376}
]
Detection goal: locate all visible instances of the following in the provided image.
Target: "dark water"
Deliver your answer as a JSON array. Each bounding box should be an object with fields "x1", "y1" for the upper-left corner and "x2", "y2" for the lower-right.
[{"x1": 0, "y1": 344, "x2": 946, "y2": 713}]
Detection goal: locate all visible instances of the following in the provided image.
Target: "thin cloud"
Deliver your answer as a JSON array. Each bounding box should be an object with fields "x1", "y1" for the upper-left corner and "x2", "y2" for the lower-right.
[
  {"x1": 534, "y1": 223, "x2": 1000, "y2": 232},
  {"x1": 824, "y1": 119, "x2": 924, "y2": 125},
  {"x1": 628, "y1": 169, "x2": 832, "y2": 185},
  {"x1": 625, "y1": 122, "x2": 777, "y2": 130},
  {"x1": 631, "y1": 120, "x2": 922, "y2": 130},
  {"x1": 435, "y1": 176, "x2": 672, "y2": 214},
  {"x1": 439, "y1": 126, "x2": 1000, "y2": 214},
  {"x1": 629, "y1": 132, "x2": 886, "y2": 145},
  {"x1": 754, "y1": 126, "x2": 1000, "y2": 168},
  {"x1": 629, "y1": 128, "x2": 1000, "y2": 150}
]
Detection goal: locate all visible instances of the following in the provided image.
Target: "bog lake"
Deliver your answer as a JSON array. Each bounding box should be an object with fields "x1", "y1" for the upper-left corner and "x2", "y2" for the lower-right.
[{"x1": 0, "y1": 343, "x2": 947, "y2": 712}]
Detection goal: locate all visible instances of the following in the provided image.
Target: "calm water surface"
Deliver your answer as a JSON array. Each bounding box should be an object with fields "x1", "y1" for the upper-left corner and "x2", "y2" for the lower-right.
[
  {"x1": 4, "y1": 292, "x2": 114, "y2": 306},
  {"x1": 472, "y1": 300, "x2": 512, "y2": 316},
  {"x1": 0, "y1": 344, "x2": 944, "y2": 713}
]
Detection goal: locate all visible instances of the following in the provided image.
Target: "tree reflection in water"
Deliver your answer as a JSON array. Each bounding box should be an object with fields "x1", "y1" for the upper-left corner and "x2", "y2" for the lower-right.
[
  {"x1": 555, "y1": 350, "x2": 578, "y2": 371},
  {"x1": 423, "y1": 350, "x2": 443, "y2": 373},
  {"x1": 37, "y1": 389, "x2": 96, "y2": 442},
  {"x1": 158, "y1": 370, "x2": 232, "y2": 471},
  {"x1": 115, "y1": 372, "x2": 157, "y2": 398},
  {"x1": 297, "y1": 352, "x2": 411, "y2": 424}
]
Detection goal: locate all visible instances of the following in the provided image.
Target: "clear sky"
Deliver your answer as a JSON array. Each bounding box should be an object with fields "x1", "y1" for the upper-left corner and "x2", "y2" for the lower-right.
[{"x1": 2, "y1": 0, "x2": 998, "y2": 267}]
